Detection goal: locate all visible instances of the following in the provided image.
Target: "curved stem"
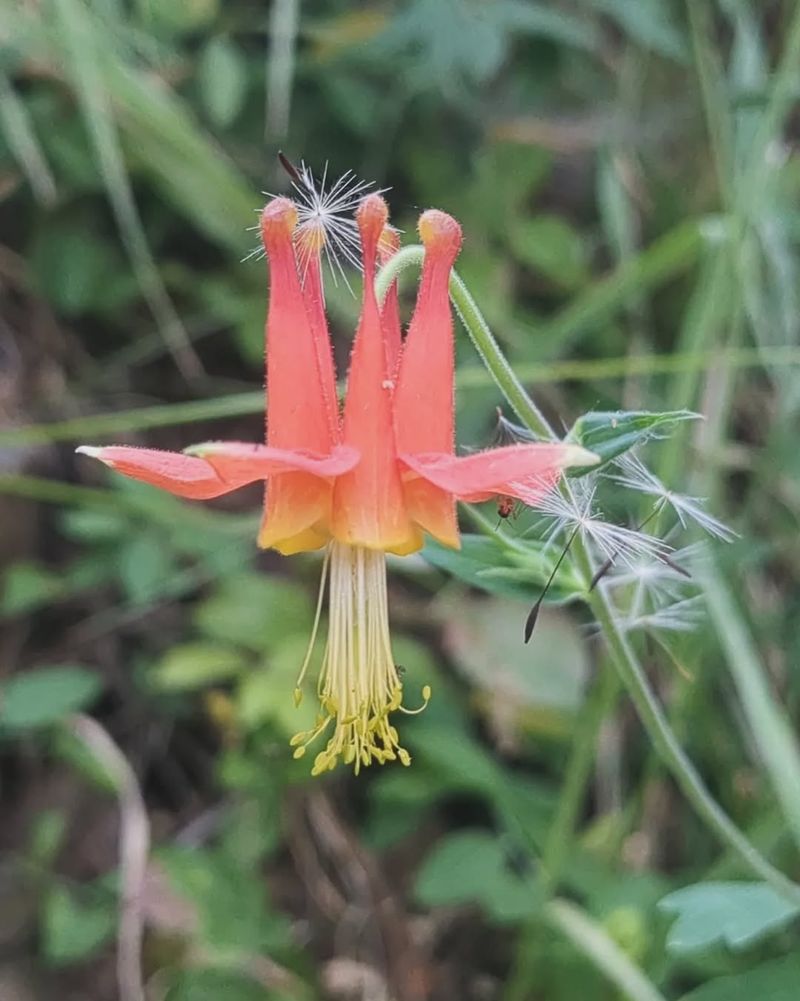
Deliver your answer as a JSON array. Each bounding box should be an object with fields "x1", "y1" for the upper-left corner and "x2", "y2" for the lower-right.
[
  {"x1": 374, "y1": 245, "x2": 423, "y2": 301},
  {"x1": 541, "y1": 665, "x2": 621, "y2": 893},
  {"x1": 545, "y1": 898, "x2": 669, "y2": 1001},
  {"x1": 584, "y1": 559, "x2": 799, "y2": 899},
  {"x1": 375, "y1": 250, "x2": 800, "y2": 900}
]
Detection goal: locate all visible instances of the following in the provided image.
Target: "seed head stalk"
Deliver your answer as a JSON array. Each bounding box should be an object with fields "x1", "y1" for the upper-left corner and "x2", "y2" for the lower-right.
[{"x1": 376, "y1": 251, "x2": 800, "y2": 902}]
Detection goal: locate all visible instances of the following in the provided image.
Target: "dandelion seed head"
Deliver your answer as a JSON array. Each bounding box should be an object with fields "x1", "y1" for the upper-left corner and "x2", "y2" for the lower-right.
[
  {"x1": 604, "y1": 542, "x2": 704, "y2": 593},
  {"x1": 532, "y1": 477, "x2": 672, "y2": 568},
  {"x1": 601, "y1": 542, "x2": 704, "y2": 621},
  {"x1": 609, "y1": 452, "x2": 737, "y2": 542},
  {"x1": 622, "y1": 595, "x2": 706, "y2": 635},
  {"x1": 492, "y1": 408, "x2": 539, "y2": 447},
  {"x1": 244, "y1": 161, "x2": 390, "y2": 292}
]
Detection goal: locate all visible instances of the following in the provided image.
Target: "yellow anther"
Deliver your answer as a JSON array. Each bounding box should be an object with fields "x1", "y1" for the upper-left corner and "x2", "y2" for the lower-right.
[
  {"x1": 293, "y1": 687, "x2": 303, "y2": 708},
  {"x1": 289, "y1": 543, "x2": 431, "y2": 777},
  {"x1": 293, "y1": 746, "x2": 306, "y2": 760}
]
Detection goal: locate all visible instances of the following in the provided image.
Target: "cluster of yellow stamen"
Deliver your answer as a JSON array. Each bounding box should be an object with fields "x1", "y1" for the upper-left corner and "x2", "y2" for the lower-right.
[{"x1": 291, "y1": 542, "x2": 430, "y2": 775}]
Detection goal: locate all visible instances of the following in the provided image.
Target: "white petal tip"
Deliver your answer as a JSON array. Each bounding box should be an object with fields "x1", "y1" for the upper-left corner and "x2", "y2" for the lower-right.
[
  {"x1": 75, "y1": 446, "x2": 105, "y2": 461},
  {"x1": 183, "y1": 441, "x2": 223, "y2": 457},
  {"x1": 562, "y1": 446, "x2": 600, "y2": 468}
]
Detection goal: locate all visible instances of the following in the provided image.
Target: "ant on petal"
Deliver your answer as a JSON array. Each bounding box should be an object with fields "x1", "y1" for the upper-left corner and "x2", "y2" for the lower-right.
[{"x1": 495, "y1": 494, "x2": 521, "y2": 529}]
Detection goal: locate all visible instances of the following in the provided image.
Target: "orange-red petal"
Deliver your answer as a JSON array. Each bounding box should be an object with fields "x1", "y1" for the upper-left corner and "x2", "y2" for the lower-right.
[
  {"x1": 187, "y1": 442, "x2": 359, "y2": 555},
  {"x1": 261, "y1": 198, "x2": 334, "y2": 454},
  {"x1": 378, "y1": 226, "x2": 402, "y2": 376},
  {"x1": 399, "y1": 444, "x2": 595, "y2": 505},
  {"x1": 75, "y1": 443, "x2": 358, "y2": 503},
  {"x1": 331, "y1": 195, "x2": 415, "y2": 552},
  {"x1": 392, "y1": 211, "x2": 463, "y2": 548},
  {"x1": 194, "y1": 442, "x2": 360, "y2": 556},
  {"x1": 261, "y1": 199, "x2": 342, "y2": 550},
  {"x1": 257, "y1": 473, "x2": 333, "y2": 555},
  {"x1": 393, "y1": 210, "x2": 462, "y2": 457},
  {"x1": 76, "y1": 445, "x2": 249, "y2": 499},
  {"x1": 299, "y1": 253, "x2": 339, "y2": 439},
  {"x1": 186, "y1": 442, "x2": 358, "y2": 478}
]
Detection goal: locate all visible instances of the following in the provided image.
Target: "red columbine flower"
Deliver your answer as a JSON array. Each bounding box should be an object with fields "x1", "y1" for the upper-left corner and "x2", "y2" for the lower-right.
[{"x1": 78, "y1": 192, "x2": 594, "y2": 775}]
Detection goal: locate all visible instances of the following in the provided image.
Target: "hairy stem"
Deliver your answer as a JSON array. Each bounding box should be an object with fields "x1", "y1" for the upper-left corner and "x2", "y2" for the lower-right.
[{"x1": 376, "y1": 250, "x2": 800, "y2": 900}]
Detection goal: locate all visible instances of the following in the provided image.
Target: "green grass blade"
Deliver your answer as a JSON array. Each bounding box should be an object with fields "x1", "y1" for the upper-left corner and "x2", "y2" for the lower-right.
[
  {"x1": 534, "y1": 219, "x2": 704, "y2": 355},
  {"x1": 0, "y1": 69, "x2": 57, "y2": 204},
  {"x1": 51, "y1": 0, "x2": 200, "y2": 379},
  {"x1": 702, "y1": 563, "x2": 800, "y2": 853}
]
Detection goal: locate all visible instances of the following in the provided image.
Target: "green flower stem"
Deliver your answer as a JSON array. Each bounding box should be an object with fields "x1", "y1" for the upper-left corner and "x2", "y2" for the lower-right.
[
  {"x1": 448, "y1": 271, "x2": 553, "y2": 438},
  {"x1": 377, "y1": 249, "x2": 550, "y2": 436},
  {"x1": 376, "y1": 250, "x2": 800, "y2": 901},
  {"x1": 541, "y1": 665, "x2": 621, "y2": 893},
  {"x1": 544, "y1": 899, "x2": 669, "y2": 1001},
  {"x1": 507, "y1": 895, "x2": 669, "y2": 1001},
  {"x1": 584, "y1": 561, "x2": 799, "y2": 900}
]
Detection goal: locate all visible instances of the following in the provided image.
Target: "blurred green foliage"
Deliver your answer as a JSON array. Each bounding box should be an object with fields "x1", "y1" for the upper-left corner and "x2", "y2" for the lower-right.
[{"x1": 2, "y1": 1, "x2": 800, "y2": 1000}]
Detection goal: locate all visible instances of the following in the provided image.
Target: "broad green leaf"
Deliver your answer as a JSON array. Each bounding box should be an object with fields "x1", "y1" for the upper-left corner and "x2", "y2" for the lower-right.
[
  {"x1": 160, "y1": 845, "x2": 290, "y2": 955},
  {"x1": 51, "y1": 729, "x2": 118, "y2": 793},
  {"x1": 29, "y1": 810, "x2": 68, "y2": 867},
  {"x1": 164, "y1": 969, "x2": 270, "y2": 1001},
  {"x1": 194, "y1": 573, "x2": 314, "y2": 652},
  {"x1": 117, "y1": 533, "x2": 176, "y2": 605},
  {"x1": 29, "y1": 221, "x2": 127, "y2": 315},
  {"x1": 375, "y1": 0, "x2": 596, "y2": 95},
  {"x1": 567, "y1": 409, "x2": 699, "y2": 471},
  {"x1": 407, "y1": 713, "x2": 556, "y2": 850},
  {"x1": 236, "y1": 635, "x2": 318, "y2": 736},
  {"x1": 679, "y1": 954, "x2": 800, "y2": 1001},
  {"x1": 440, "y1": 595, "x2": 589, "y2": 729},
  {"x1": 42, "y1": 884, "x2": 115, "y2": 964},
  {"x1": 0, "y1": 666, "x2": 101, "y2": 733},
  {"x1": 659, "y1": 882, "x2": 800, "y2": 954},
  {"x1": 152, "y1": 643, "x2": 247, "y2": 692},
  {"x1": 145, "y1": 0, "x2": 220, "y2": 33},
  {"x1": 1, "y1": 561, "x2": 64, "y2": 616},
  {"x1": 59, "y1": 508, "x2": 128, "y2": 542},
  {"x1": 472, "y1": 142, "x2": 551, "y2": 236},
  {"x1": 198, "y1": 36, "x2": 247, "y2": 128},
  {"x1": 415, "y1": 830, "x2": 540, "y2": 922},
  {"x1": 591, "y1": 0, "x2": 686, "y2": 60},
  {"x1": 423, "y1": 534, "x2": 581, "y2": 602},
  {"x1": 511, "y1": 215, "x2": 589, "y2": 289}
]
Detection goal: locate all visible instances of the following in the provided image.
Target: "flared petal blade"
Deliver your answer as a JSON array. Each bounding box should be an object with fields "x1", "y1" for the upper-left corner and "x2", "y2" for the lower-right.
[
  {"x1": 400, "y1": 444, "x2": 597, "y2": 504},
  {"x1": 191, "y1": 442, "x2": 361, "y2": 556},
  {"x1": 186, "y1": 442, "x2": 358, "y2": 479},
  {"x1": 76, "y1": 445, "x2": 251, "y2": 500}
]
